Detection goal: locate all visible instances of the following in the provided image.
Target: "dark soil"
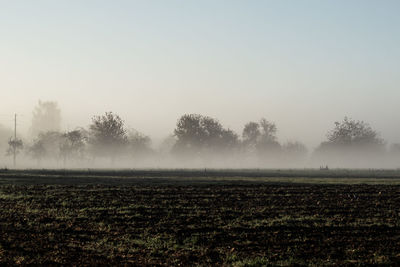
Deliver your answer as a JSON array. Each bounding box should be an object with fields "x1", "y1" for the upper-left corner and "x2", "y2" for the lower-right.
[{"x1": 0, "y1": 174, "x2": 400, "y2": 265}]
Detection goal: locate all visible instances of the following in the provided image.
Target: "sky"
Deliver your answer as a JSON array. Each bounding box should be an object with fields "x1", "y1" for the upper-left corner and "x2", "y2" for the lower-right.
[{"x1": 1, "y1": 0, "x2": 400, "y2": 148}]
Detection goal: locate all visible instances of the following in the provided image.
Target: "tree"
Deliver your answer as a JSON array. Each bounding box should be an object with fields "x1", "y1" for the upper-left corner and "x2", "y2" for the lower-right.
[
  {"x1": 7, "y1": 138, "x2": 23, "y2": 166},
  {"x1": 314, "y1": 117, "x2": 385, "y2": 167},
  {"x1": 282, "y1": 141, "x2": 308, "y2": 162},
  {"x1": 173, "y1": 114, "x2": 239, "y2": 158},
  {"x1": 31, "y1": 100, "x2": 62, "y2": 137},
  {"x1": 218, "y1": 128, "x2": 239, "y2": 152},
  {"x1": 259, "y1": 119, "x2": 278, "y2": 143},
  {"x1": 242, "y1": 122, "x2": 260, "y2": 148},
  {"x1": 128, "y1": 129, "x2": 153, "y2": 158},
  {"x1": 59, "y1": 129, "x2": 87, "y2": 165},
  {"x1": 283, "y1": 141, "x2": 307, "y2": 155},
  {"x1": 256, "y1": 118, "x2": 280, "y2": 155},
  {"x1": 28, "y1": 131, "x2": 63, "y2": 165},
  {"x1": 88, "y1": 112, "x2": 128, "y2": 162},
  {"x1": 28, "y1": 139, "x2": 45, "y2": 165},
  {"x1": 174, "y1": 114, "x2": 205, "y2": 153},
  {"x1": 326, "y1": 117, "x2": 384, "y2": 147},
  {"x1": 159, "y1": 135, "x2": 177, "y2": 155},
  {"x1": 242, "y1": 118, "x2": 281, "y2": 156},
  {"x1": 318, "y1": 117, "x2": 385, "y2": 152}
]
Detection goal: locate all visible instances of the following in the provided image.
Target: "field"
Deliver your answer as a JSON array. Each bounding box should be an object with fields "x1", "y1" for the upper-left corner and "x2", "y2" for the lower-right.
[{"x1": 0, "y1": 169, "x2": 400, "y2": 265}]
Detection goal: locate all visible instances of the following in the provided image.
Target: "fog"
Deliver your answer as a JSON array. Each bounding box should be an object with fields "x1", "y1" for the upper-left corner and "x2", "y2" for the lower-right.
[
  {"x1": 1, "y1": 104, "x2": 400, "y2": 169},
  {"x1": 1, "y1": 2, "x2": 400, "y2": 169}
]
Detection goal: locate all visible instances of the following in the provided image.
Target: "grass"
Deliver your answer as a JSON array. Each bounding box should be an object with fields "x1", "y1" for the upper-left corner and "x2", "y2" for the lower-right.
[{"x1": 1, "y1": 168, "x2": 400, "y2": 185}]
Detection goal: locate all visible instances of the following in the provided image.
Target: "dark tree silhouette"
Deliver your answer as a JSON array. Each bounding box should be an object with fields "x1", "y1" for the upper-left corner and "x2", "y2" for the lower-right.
[
  {"x1": 242, "y1": 118, "x2": 281, "y2": 156},
  {"x1": 7, "y1": 138, "x2": 23, "y2": 160},
  {"x1": 89, "y1": 112, "x2": 128, "y2": 162},
  {"x1": 314, "y1": 117, "x2": 386, "y2": 167},
  {"x1": 174, "y1": 114, "x2": 205, "y2": 152},
  {"x1": 173, "y1": 114, "x2": 239, "y2": 157},
  {"x1": 60, "y1": 129, "x2": 87, "y2": 165},
  {"x1": 326, "y1": 117, "x2": 384, "y2": 147}
]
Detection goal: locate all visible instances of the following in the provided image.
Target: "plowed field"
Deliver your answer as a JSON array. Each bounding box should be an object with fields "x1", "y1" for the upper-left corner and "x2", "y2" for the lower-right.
[{"x1": 0, "y1": 170, "x2": 400, "y2": 265}]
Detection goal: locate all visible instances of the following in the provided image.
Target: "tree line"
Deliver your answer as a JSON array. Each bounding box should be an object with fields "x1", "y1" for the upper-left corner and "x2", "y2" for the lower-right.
[{"x1": 2, "y1": 101, "x2": 400, "y2": 168}]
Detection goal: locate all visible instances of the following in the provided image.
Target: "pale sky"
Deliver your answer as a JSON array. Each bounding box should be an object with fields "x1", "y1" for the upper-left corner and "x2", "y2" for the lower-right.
[{"x1": 1, "y1": 0, "x2": 400, "y2": 148}]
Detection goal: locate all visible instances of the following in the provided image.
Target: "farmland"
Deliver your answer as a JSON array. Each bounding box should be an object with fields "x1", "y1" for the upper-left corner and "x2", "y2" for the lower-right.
[{"x1": 0, "y1": 169, "x2": 400, "y2": 265}]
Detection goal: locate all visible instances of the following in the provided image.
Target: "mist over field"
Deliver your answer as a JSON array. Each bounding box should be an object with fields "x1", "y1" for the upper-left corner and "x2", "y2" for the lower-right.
[
  {"x1": 1, "y1": 1, "x2": 400, "y2": 169},
  {"x1": 1, "y1": 101, "x2": 399, "y2": 169},
  {"x1": 3, "y1": 2, "x2": 400, "y2": 266}
]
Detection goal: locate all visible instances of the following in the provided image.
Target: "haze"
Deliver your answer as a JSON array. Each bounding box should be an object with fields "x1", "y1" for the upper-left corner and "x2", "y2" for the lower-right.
[{"x1": 1, "y1": 1, "x2": 400, "y2": 168}]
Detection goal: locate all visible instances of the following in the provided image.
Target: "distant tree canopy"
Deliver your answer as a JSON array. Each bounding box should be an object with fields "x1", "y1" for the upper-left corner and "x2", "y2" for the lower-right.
[
  {"x1": 319, "y1": 117, "x2": 384, "y2": 151},
  {"x1": 60, "y1": 129, "x2": 87, "y2": 164},
  {"x1": 312, "y1": 117, "x2": 386, "y2": 168},
  {"x1": 242, "y1": 118, "x2": 281, "y2": 156},
  {"x1": 88, "y1": 112, "x2": 128, "y2": 160},
  {"x1": 13, "y1": 104, "x2": 400, "y2": 168},
  {"x1": 159, "y1": 135, "x2": 177, "y2": 155},
  {"x1": 242, "y1": 122, "x2": 260, "y2": 147},
  {"x1": 27, "y1": 129, "x2": 87, "y2": 166},
  {"x1": 28, "y1": 131, "x2": 64, "y2": 164},
  {"x1": 28, "y1": 138, "x2": 46, "y2": 164},
  {"x1": 128, "y1": 129, "x2": 153, "y2": 157},
  {"x1": 282, "y1": 141, "x2": 308, "y2": 160},
  {"x1": 31, "y1": 100, "x2": 62, "y2": 137},
  {"x1": 173, "y1": 114, "x2": 239, "y2": 157}
]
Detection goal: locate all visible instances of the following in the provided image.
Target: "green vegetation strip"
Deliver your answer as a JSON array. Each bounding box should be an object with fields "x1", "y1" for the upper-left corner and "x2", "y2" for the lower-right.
[{"x1": 1, "y1": 169, "x2": 400, "y2": 185}]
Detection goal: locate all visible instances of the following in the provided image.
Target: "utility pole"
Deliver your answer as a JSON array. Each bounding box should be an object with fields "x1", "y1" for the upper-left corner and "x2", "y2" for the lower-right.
[{"x1": 13, "y1": 114, "x2": 17, "y2": 167}]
